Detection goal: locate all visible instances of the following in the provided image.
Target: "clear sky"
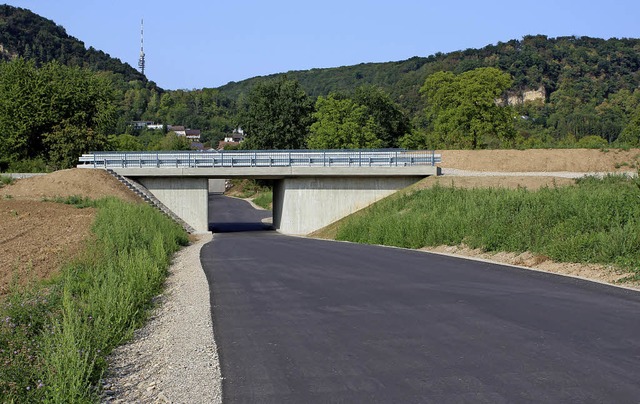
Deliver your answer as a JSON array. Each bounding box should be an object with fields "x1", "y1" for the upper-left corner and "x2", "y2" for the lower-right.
[{"x1": 3, "y1": 1, "x2": 640, "y2": 90}]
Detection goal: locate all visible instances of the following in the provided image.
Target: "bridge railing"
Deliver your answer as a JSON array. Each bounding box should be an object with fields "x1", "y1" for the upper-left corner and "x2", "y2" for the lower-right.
[{"x1": 78, "y1": 149, "x2": 441, "y2": 169}]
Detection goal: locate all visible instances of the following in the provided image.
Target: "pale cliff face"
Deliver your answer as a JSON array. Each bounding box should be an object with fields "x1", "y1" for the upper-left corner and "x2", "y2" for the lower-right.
[{"x1": 505, "y1": 86, "x2": 546, "y2": 106}]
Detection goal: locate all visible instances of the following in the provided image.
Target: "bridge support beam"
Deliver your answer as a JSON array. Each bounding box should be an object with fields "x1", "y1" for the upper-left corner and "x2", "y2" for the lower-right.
[
  {"x1": 137, "y1": 177, "x2": 209, "y2": 233},
  {"x1": 272, "y1": 176, "x2": 424, "y2": 235}
]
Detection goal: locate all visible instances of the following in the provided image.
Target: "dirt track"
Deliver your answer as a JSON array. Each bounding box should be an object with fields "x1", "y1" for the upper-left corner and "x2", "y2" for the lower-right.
[{"x1": 0, "y1": 149, "x2": 638, "y2": 295}]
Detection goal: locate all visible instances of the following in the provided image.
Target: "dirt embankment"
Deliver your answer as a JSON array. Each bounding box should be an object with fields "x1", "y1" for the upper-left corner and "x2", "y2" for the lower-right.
[
  {"x1": 437, "y1": 148, "x2": 640, "y2": 172},
  {"x1": 0, "y1": 169, "x2": 140, "y2": 296}
]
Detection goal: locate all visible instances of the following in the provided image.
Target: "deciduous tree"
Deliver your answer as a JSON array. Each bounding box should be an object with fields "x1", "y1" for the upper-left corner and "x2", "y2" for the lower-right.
[
  {"x1": 420, "y1": 67, "x2": 515, "y2": 149},
  {"x1": 307, "y1": 94, "x2": 383, "y2": 149},
  {"x1": 239, "y1": 77, "x2": 313, "y2": 149}
]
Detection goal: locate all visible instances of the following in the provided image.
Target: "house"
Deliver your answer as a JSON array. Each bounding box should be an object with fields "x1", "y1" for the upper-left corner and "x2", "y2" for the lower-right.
[
  {"x1": 224, "y1": 127, "x2": 245, "y2": 143},
  {"x1": 167, "y1": 125, "x2": 186, "y2": 137},
  {"x1": 132, "y1": 120, "x2": 154, "y2": 129},
  {"x1": 185, "y1": 129, "x2": 201, "y2": 140},
  {"x1": 218, "y1": 127, "x2": 246, "y2": 150}
]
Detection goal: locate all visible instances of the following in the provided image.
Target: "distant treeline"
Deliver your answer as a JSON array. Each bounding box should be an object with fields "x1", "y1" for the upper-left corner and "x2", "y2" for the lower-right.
[{"x1": 1, "y1": 4, "x2": 640, "y2": 171}]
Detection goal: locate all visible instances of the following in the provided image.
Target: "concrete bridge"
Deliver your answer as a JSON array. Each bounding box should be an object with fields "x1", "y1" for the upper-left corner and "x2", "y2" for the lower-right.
[{"x1": 78, "y1": 150, "x2": 441, "y2": 235}]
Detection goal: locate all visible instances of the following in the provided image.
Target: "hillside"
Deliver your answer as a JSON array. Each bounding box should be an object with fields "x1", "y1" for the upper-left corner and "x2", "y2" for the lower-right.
[
  {"x1": 217, "y1": 35, "x2": 640, "y2": 115},
  {"x1": 0, "y1": 5, "x2": 146, "y2": 83},
  {"x1": 2, "y1": 5, "x2": 640, "y2": 151}
]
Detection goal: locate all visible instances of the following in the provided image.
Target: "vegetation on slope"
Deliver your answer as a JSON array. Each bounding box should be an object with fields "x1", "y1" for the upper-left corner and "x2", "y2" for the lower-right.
[
  {"x1": 0, "y1": 197, "x2": 188, "y2": 402},
  {"x1": 335, "y1": 175, "x2": 640, "y2": 279},
  {"x1": 0, "y1": 5, "x2": 144, "y2": 82},
  {"x1": 3, "y1": 5, "x2": 640, "y2": 169}
]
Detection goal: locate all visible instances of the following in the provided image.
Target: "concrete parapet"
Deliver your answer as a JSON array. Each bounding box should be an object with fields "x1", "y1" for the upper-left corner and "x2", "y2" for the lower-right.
[{"x1": 111, "y1": 165, "x2": 439, "y2": 179}]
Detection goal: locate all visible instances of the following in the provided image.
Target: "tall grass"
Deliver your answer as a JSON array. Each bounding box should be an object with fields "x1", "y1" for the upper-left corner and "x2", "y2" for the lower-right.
[
  {"x1": 0, "y1": 174, "x2": 15, "y2": 187},
  {"x1": 0, "y1": 197, "x2": 188, "y2": 402},
  {"x1": 253, "y1": 191, "x2": 273, "y2": 210},
  {"x1": 337, "y1": 175, "x2": 640, "y2": 277}
]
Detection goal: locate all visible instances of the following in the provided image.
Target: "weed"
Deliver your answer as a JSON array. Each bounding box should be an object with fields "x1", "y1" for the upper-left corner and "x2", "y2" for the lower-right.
[
  {"x1": 42, "y1": 195, "x2": 96, "y2": 209},
  {"x1": 336, "y1": 175, "x2": 640, "y2": 273},
  {"x1": 0, "y1": 175, "x2": 15, "y2": 188},
  {"x1": 0, "y1": 197, "x2": 188, "y2": 402},
  {"x1": 4, "y1": 194, "x2": 12, "y2": 199},
  {"x1": 253, "y1": 191, "x2": 273, "y2": 210}
]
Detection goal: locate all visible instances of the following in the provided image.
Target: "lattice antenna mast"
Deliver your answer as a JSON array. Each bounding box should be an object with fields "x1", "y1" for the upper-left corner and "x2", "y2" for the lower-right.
[{"x1": 138, "y1": 18, "x2": 146, "y2": 75}]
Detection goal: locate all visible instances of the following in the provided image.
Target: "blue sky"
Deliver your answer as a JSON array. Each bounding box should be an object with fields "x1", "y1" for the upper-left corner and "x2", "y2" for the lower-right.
[{"x1": 3, "y1": 1, "x2": 640, "y2": 90}]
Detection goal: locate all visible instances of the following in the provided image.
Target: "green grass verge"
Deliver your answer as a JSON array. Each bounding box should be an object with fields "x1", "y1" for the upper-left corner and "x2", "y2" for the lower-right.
[
  {"x1": 336, "y1": 175, "x2": 640, "y2": 278},
  {"x1": 0, "y1": 197, "x2": 188, "y2": 402},
  {"x1": 252, "y1": 191, "x2": 273, "y2": 210}
]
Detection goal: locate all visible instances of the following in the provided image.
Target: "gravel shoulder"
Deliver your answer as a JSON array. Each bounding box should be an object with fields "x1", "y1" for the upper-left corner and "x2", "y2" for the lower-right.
[{"x1": 101, "y1": 233, "x2": 222, "y2": 404}]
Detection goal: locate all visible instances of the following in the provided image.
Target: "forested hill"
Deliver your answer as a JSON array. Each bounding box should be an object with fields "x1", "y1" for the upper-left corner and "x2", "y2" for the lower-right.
[
  {"x1": 0, "y1": 5, "x2": 145, "y2": 83},
  {"x1": 217, "y1": 35, "x2": 640, "y2": 113}
]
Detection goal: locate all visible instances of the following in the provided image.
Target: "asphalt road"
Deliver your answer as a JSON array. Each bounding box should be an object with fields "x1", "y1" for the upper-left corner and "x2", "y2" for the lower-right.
[{"x1": 202, "y1": 195, "x2": 640, "y2": 403}]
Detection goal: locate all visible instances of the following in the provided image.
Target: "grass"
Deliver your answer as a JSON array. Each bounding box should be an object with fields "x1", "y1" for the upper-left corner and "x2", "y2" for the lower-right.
[
  {"x1": 253, "y1": 191, "x2": 273, "y2": 210},
  {"x1": 42, "y1": 195, "x2": 96, "y2": 209},
  {"x1": 227, "y1": 179, "x2": 273, "y2": 210},
  {"x1": 0, "y1": 197, "x2": 188, "y2": 402},
  {"x1": 0, "y1": 175, "x2": 15, "y2": 188},
  {"x1": 336, "y1": 174, "x2": 640, "y2": 279}
]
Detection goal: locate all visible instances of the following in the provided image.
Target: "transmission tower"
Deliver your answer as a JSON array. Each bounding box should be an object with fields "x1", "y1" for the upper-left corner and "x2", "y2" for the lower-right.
[{"x1": 138, "y1": 18, "x2": 146, "y2": 75}]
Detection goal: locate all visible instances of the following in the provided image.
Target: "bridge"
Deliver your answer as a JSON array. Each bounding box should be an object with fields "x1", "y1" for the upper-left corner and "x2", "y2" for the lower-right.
[{"x1": 78, "y1": 150, "x2": 441, "y2": 234}]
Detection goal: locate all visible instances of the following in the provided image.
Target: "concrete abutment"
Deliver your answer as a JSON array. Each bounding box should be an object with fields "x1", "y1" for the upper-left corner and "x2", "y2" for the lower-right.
[
  {"x1": 272, "y1": 176, "x2": 424, "y2": 235},
  {"x1": 137, "y1": 177, "x2": 209, "y2": 233}
]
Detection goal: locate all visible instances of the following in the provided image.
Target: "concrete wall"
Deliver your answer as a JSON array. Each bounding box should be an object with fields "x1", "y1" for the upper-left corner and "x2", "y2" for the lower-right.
[
  {"x1": 137, "y1": 177, "x2": 209, "y2": 233},
  {"x1": 208, "y1": 179, "x2": 226, "y2": 194},
  {"x1": 273, "y1": 176, "x2": 423, "y2": 235}
]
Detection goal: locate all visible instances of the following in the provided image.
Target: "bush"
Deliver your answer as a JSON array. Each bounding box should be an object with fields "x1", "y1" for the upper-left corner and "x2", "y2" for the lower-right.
[
  {"x1": 576, "y1": 135, "x2": 608, "y2": 149},
  {"x1": 6, "y1": 158, "x2": 50, "y2": 173}
]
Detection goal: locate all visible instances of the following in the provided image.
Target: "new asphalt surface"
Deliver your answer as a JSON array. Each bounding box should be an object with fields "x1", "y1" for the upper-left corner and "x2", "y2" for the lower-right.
[{"x1": 201, "y1": 195, "x2": 640, "y2": 403}]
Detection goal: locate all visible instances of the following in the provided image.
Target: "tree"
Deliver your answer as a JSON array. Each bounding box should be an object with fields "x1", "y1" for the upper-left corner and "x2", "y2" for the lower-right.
[
  {"x1": 109, "y1": 133, "x2": 143, "y2": 151},
  {"x1": 239, "y1": 77, "x2": 313, "y2": 149},
  {"x1": 0, "y1": 59, "x2": 117, "y2": 168},
  {"x1": 420, "y1": 67, "x2": 515, "y2": 149},
  {"x1": 150, "y1": 132, "x2": 191, "y2": 151},
  {"x1": 307, "y1": 94, "x2": 384, "y2": 149},
  {"x1": 353, "y1": 85, "x2": 411, "y2": 147}
]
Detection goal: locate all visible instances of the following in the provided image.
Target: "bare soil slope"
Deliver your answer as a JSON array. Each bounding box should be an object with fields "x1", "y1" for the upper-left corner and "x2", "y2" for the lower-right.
[
  {"x1": 0, "y1": 169, "x2": 140, "y2": 296},
  {"x1": 438, "y1": 148, "x2": 640, "y2": 172}
]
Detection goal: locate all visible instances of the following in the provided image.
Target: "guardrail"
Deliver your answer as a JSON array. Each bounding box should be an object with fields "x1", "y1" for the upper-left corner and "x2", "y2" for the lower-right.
[{"x1": 78, "y1": 150, "x2": 441, "y2": 169}]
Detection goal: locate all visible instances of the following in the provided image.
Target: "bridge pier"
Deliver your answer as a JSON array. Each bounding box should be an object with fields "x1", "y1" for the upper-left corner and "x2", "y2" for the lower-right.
[
  {"x1": 137, "y1": 177, "x2": 209, "y2": 233},
  {"x1": 272, "y1": 177, "x2": 424, "y2": 235}
]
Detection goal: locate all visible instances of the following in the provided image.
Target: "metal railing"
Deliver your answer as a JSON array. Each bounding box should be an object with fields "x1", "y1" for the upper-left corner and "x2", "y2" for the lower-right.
[{"x1": 78, "y1": 149, "x2": 441, "y2": 169}]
